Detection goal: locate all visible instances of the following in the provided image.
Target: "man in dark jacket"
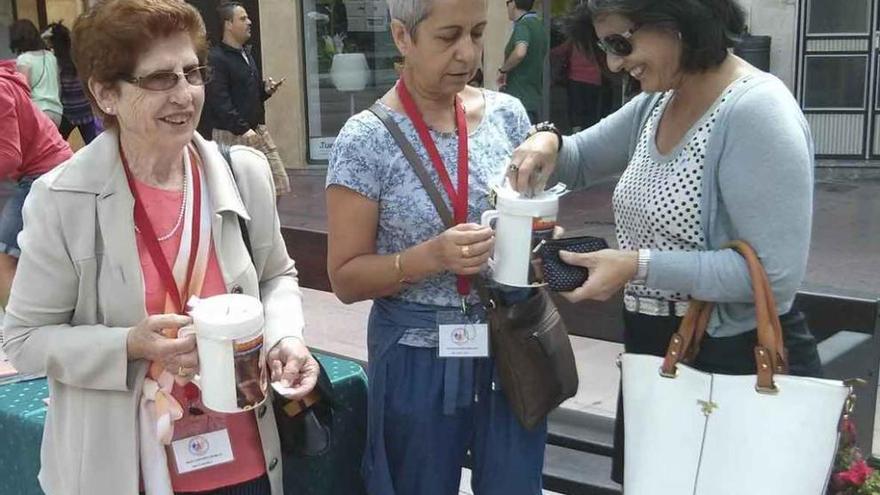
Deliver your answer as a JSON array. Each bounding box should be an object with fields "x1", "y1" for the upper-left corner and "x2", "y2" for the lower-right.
[{"x1": 206, "y1": 1, "x2": 290, "y2": 196}]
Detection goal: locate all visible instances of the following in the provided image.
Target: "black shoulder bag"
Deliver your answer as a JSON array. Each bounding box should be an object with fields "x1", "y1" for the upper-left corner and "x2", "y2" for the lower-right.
[
  {"x1": 217, "y1": 143, "x2": 333, "y2": 456},
  {"x1": 368, "y1": 104, "x2": 579, "y2": 429}
]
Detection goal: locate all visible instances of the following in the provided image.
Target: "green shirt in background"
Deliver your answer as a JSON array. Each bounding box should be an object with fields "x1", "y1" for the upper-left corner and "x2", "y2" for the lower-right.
[
  {"x1": 503, "y1": 12, "x2": 547, "y2": 115},
  {"x1": 16, "y1": 50, "x2": 62, "y2": 119}
]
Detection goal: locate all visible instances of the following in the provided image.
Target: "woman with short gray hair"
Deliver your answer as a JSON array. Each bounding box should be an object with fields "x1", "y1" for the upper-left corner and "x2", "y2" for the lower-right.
[
  {"x1": 385, "y1": 0, "x2": 434, "y2": 33},
  {"x1": 326, "y1": 0, "x2": 547, "y2": 494}
]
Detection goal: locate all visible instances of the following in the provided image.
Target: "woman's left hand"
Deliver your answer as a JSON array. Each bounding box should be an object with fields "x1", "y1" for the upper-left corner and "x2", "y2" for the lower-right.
[
  {"x1": 267, "y1": 337, "x2": 320, "y2": 400},
  {"x1": 558, "y1": 249, "x2": 638, "y2": 302}
]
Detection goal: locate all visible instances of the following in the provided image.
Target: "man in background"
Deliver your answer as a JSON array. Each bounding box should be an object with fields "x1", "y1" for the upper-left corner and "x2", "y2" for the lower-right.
[
  {"x1": 498, "y1": 0, "x2": 548, "y2": 124},
  {"x1": 205, "y1": 1, "x2": 291, "y2": 196}
]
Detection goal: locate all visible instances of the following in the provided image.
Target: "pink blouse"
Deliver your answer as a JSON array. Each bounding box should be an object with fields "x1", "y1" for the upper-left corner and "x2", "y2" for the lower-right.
[{"x1": 134, "y1": 178, "x2": 266, "y2": 491}]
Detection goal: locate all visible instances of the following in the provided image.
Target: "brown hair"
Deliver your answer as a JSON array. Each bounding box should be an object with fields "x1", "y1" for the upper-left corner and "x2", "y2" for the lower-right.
[{"x1": 72, "y1": 0, "x2": 208, "y2": 128}]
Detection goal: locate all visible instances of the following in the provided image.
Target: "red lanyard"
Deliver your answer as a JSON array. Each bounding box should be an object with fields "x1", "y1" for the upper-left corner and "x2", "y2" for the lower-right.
[
  {"x1": 396, "y1": 78, "x2": 471, "y2": 297},
  {"x1": 120, "y1": 140, "x2": 202, "y2": 315}
]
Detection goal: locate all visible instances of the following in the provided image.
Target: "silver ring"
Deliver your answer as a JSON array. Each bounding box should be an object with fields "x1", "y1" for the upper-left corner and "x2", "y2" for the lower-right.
[{"x1": 508, "y1": 163, "x2": 519, "y2": 172}]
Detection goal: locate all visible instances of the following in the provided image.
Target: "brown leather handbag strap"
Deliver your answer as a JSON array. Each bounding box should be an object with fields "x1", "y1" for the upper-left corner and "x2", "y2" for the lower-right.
[
  {"x1": 369, "y1": 103, "x2": 496, "y2": 307},
  {"x1": 660, "y1": 240, "x2": 788, "y2": 391}
]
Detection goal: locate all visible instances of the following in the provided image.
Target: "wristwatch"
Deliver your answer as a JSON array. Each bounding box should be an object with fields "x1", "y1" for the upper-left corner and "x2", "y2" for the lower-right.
[
  {"x1": 632, "y1": 249, "x2": 651, "y2": 285},
  {"x1": 528, "y1": 121, "x2": 563, "y2": 152}
]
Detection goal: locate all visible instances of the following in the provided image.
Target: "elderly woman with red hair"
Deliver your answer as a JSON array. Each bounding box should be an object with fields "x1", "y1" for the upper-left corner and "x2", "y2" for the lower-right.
[{"x1": 2, "y1": 1, "x2": 318, "y2": 494}]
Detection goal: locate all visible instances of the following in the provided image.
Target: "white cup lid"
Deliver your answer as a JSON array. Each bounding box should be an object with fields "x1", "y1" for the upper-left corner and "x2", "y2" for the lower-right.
[{"x1": 188, "y1": 294, "x2": 264, "y2": 340}]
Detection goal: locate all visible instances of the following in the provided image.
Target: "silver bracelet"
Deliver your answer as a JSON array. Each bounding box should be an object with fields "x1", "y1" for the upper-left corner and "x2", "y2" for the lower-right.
[{"x1": 632, "y1": 249, "x2": 651, "y2": 285}]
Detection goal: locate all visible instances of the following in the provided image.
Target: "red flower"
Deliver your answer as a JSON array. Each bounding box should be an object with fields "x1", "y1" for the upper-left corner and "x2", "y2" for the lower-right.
[{"x1": 835, "y1": 459, "x2": 874, "y2": 487}]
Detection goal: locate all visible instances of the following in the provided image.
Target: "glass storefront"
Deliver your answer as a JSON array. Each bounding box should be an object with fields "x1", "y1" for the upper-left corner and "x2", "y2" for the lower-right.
[
  {"x1": 300, "y1": 0, "x2": 623, "y2": 163},
  {"x1": 302, "y1": 0, "x2": 398, "y2": 162}
]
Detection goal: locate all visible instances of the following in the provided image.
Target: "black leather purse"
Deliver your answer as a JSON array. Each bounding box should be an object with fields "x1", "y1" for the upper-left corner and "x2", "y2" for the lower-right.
[
  {"x1": 218, "y1": 142, "x2": 333, "y2": 457},
  {"x1": 271, "y1": 366, "x2": 333, "y2": 456},
  {"x1": 534, "y1": 236, "x2": 609, "y2": 292}
]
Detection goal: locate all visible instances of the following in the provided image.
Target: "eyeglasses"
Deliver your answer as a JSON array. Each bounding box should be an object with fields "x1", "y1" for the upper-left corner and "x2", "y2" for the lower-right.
[
  {"x1": 122, "y1": 65, "x2": 212, "y2": 91},
  {"x1": 596, "y1": 25, "x2": 642, "y2": 57}
]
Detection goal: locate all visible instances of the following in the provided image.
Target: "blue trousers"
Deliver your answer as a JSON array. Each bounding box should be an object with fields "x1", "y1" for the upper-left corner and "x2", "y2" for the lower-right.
[{"x1": 379, "y1": 344, "x2": 546, "y2": 495}]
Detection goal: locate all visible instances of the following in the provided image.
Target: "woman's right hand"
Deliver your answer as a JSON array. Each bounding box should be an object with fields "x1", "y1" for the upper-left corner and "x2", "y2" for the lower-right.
[
  {"x1": 507, "y1": 131, "x2": 561, "y2": 194},
  {"x1": 126, "y1": 314, "x2": 198, "y2": 377},
  {"x1": 431, "y1": 223, "x2": 495, "y2": 276}
]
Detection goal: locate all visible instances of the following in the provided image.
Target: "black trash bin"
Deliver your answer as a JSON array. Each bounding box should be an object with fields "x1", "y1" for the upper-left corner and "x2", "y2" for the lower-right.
[{"x1": 735, "y1": 34, "x2": 771, "y2": 72}]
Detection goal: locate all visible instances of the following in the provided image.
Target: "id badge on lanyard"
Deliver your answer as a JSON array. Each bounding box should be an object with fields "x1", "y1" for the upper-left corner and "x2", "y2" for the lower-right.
[
  {"x1": 437, "y1": 308, "x2": 489, "y2": 359},
  {"x1": 171, "y1": 429, "x2": 235, "y2": 473}
]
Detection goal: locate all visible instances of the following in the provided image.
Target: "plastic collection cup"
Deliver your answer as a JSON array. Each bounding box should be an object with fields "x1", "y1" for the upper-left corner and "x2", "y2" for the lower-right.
[{"x1": 187, "y1": 294, "x2": 267, "y2": 413}]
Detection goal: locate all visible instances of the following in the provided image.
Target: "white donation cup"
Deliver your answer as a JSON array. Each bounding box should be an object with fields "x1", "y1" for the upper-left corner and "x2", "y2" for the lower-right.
[{"x1": 187, "y1": 294, "x2": 268, "y2": 413}]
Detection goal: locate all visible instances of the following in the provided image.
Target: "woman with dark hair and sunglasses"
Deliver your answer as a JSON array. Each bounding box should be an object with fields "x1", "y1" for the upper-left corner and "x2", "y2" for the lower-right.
[
  {"x1": 507, "y1": 0, "x2": 821, "y2": 485},
  {"x1": 2, "y1": 1, "x2": 319, "y2": 494}
]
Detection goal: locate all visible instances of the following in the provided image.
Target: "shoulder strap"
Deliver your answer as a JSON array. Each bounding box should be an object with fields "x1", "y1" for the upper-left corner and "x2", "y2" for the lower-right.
[
  {"x1": 368, "y1": 103, "x2": 496, "y2": 306},
  {"x1": 217, "y1": 143, "x2": 254, "y2": 264},
  {"x1": 368, "y1": 103, "x2": 455, "y2": 229}
]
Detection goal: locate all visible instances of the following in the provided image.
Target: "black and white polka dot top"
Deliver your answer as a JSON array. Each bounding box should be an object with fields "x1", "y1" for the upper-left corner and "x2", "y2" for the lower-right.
[{"x1": 613, "y1": 78, "x2": 747, "y2": 302}]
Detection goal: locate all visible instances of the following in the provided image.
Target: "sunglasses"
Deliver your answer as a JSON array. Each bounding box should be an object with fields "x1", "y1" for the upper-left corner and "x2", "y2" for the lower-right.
[
  {"x1": 122, "y1": 65, "x2": 212, "y2": 91},
  {"x1": 596, "y1": 24, "x2": 642, "y2": 57}
]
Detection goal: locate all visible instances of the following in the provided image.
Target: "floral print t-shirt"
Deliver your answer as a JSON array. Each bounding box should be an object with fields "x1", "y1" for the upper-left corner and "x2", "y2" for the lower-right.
[{"x1": 327, "y1": 89, "x2": 531, "y2": 308}]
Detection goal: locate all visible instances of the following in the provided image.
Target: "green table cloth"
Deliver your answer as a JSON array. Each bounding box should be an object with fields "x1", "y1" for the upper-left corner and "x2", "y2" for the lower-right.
[{"x1": 0, "y1": 353, "x2": 367, "y2": 495}]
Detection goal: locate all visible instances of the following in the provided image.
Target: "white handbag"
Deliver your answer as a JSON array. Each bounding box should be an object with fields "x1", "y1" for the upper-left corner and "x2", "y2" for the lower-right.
[{"x1": 621, "y1": 241, "x2": 851, "y2": 495}]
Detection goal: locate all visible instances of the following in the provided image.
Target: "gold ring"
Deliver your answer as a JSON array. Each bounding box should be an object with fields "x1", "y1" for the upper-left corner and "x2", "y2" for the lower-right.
[
  {"x1": 177, "y1": 366, "x2": 190, "y2": 377},
  {"x1": 460, "y1": 245, "x2": 470, "y2": 257}
]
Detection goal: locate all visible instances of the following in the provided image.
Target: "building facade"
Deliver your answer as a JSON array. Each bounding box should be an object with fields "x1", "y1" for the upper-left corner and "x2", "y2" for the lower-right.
[{"x1": 5, "y1": 0, "x2": 871, "y2": 163}]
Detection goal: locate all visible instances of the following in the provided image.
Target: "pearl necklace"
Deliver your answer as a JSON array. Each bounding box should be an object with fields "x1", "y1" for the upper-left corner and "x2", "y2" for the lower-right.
[{"x1": 134, "y1": 171, "x2": 188, "y2": 242}]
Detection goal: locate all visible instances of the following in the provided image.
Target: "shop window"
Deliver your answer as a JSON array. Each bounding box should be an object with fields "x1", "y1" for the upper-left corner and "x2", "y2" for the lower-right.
[
  {"x1": 804, "y1": 55, "x2": 868, "y2": 110},
  {"x1": 807, "y1": 0, "x2": 870, "y2": 36},
  {"x1": 302, "y1": 0, "x2": 398, "y2": 162}
]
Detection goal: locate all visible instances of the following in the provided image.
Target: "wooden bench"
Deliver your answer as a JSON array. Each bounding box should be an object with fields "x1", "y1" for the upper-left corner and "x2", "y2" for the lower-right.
[{"x1": 282, "y1": 226, "x2": 880, "y2": 494}]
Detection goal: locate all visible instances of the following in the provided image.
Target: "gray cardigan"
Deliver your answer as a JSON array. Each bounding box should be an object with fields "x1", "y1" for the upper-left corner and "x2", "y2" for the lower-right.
[{"x1": 554, "y1": 74, "x2": 815, "y2": 337}]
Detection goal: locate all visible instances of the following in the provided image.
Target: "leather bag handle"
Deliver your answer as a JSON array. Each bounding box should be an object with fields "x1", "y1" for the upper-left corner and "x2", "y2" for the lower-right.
[{"x1": 660, "y1": 241, "x2": 789, "y2": 392}]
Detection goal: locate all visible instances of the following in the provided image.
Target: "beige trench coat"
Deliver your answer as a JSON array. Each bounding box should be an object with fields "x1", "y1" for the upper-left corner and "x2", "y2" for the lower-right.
[{"x1": 3, "y1": 130, "x2": 303, "y2": 495}]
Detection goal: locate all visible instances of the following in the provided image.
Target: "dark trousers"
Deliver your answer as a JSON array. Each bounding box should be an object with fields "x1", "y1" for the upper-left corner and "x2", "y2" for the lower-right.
[
  {"x1": 59, "y1": 116, "x2": 100, "y2": 144},
  {"x1": 610, "y1": 309, "x2": 823, "y2": 484},
  {"x1": 567, "y1": 81, "x2": 601, "y2": 131}
]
